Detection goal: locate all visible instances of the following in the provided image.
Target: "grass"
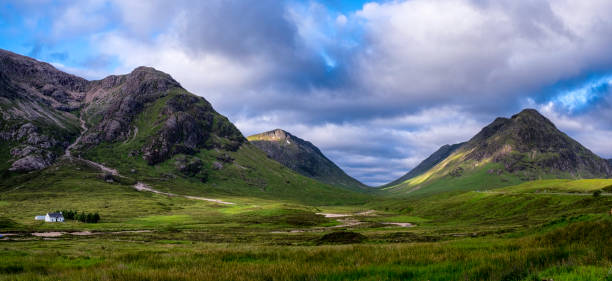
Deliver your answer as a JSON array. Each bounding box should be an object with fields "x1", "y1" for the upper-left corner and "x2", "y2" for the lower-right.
[
  {"x1": 0, "y1": 223, "x2": 610, "y2": 280},
  {"x1": 495, "y1": 179, "x2": 612, "y2": 193},
  {"x1": 1, "y1": 159, "x2": 611, "y2": 280}
]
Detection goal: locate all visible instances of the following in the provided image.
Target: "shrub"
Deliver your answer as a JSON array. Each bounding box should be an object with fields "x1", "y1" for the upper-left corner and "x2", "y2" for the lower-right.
[
  {"x1": 593, "y1": 190, "x2": 602, "y2": 197},
  {"x1": 56, "y1": 210, "x2": 100, "y2": 223},
  {"x1": 317, "y1": 231, "x2": 366, "y2": 245}
]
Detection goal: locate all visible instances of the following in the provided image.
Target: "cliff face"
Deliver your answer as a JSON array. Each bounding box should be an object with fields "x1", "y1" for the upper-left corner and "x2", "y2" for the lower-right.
[
  {"x1": 248, "y1": 129, "x2": 367, "y2": 190},
  {"x1": 0, "y1": 49, "x2": 244, "y2": 173}
]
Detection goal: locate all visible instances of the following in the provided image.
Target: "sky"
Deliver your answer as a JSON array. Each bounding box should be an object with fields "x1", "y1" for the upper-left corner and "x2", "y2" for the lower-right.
[{"x1": 1, "y1": 0, "x2": 612, "y2": 186}]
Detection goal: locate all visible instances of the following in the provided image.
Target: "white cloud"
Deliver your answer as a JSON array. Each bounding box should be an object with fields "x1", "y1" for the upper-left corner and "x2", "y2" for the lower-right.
[
  {"x1": 354, "y1": 0, "x2": 612, "y2": 108},
  {"x1": 336, "y1": 14, "x2": 348, "y2": 26},
  {"x1": 234, "y1": 106, "x2": 483, "y2": 185},
  {"x1": 90, "y1": 31, "x2": 273, "y2": 104}
]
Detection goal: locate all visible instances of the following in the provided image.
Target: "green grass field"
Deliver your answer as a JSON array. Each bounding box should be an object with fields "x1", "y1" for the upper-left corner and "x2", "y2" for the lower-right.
[{"x1": 1, "y1": 161, "x2": 611, "y2": 280}]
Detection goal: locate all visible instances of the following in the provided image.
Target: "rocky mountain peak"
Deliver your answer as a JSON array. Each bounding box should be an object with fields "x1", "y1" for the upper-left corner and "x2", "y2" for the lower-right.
[
  {"x1": 248, "y1": 129, "x2": 292, "y2": 142},
  {"x1": 248, "y1": 129, "x2": 366, "y2": 190},
  {"x1": 461, "y1": 108, "x2": 610, "y2": 177},
  {"x1": 510, "y1": 108, "x2": 557, "y2": 128},
  {"x1": 0, "y1": 49, "x2": 88, "y2": 110}
]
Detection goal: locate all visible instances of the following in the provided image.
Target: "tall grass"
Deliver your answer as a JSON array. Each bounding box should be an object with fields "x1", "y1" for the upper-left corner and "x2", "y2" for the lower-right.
[{"x1": 1, "y1": 222, "x2": 610, "y2": 281}]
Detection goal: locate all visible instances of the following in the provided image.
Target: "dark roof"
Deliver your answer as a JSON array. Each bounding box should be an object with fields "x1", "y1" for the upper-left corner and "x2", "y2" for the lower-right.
[{"x1": 48, "y1": 212, "x2": 63, "y2": 218}]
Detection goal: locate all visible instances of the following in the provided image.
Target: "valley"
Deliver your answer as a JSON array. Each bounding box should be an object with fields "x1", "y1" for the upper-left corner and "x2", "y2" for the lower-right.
[{"x1": 1, "y1": 49, "x2": 611, "y2": 281}]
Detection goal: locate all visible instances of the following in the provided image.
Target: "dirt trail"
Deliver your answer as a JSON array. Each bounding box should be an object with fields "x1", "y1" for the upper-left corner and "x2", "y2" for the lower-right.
[
  {"x1": 63, "y1": 116, "x2": 122, "y2": 177},
  {"x1": 65, "y1": 116, "x2": 87, "y2": 157},
  {"x1": 133, "y1": 182, "x2": 234, "y2": 205}
]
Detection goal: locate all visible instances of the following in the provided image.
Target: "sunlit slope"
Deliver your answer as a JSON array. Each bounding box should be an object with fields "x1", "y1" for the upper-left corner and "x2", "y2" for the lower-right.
[
  {"x1": 384, "y1": 109, "x2": 611, "y2": 197},
  {"x1": 383, "y1": 142, "x2": 464, "y2": 188},
  {"x1": 493, "y1": 179, "x2": 612, "y2": 194}
]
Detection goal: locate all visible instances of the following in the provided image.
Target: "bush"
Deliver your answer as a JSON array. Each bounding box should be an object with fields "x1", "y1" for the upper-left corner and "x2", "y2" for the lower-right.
[
  {"x1": 317, "y1": 231, "x2": 366, "y2": 245},
  {"x1": 593, "y1": 190, "x2": 602, "y2": 197},
  {"x1": 57, "y1": 210, "x2": 100, "y2": 223}
]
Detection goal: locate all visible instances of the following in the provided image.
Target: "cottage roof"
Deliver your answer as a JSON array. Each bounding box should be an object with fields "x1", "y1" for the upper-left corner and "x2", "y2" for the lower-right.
[{"x1": 47, "y1": 212, "x2": 63, "y2": 218}]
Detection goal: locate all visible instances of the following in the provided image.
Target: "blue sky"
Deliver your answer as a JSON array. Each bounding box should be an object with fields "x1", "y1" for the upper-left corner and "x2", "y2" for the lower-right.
[{"x1": 2, "y1": 0, "x2": 612, "y2": 185}]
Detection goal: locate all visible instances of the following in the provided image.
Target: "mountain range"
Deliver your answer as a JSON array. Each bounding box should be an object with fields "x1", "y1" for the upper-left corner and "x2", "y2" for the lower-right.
[
  {"x1": 1, "y1": 49, "x2": 610, "y2": 200},
  {"x1": 0, "y1": 49, "x2": 363, "y2": 204}
]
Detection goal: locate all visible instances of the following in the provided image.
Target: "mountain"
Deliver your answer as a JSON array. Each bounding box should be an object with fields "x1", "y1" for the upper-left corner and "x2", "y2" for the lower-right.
[
  {"x1": 0, "y1": 49, "x2": 365, "y2": 204},
  {"x1": 385, "y1": 109, "x2": 611, "y2": 195},
  {"x1": 383, "y1": 142, "x2": 464, "y2": 187},
  {"x1": 248, "y1": 129, "x2": 367, "y2": 190},
  {"x1": 0, "y1": 49, "x2": 85, "y2": 172},
  {"x1": 0, "y1": 49, "x2": 243, "y2": 172}
]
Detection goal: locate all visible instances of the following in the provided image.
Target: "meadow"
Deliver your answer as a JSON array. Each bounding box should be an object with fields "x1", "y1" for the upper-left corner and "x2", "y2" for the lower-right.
[{"x1": 1, "y1": 161, "x2": 611, "y2": 280}]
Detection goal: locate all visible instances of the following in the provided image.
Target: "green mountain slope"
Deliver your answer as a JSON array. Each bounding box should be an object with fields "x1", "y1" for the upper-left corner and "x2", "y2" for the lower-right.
[
  {"x1": 0, "y1": 49, "x2": 366, "y2": 205},
  {"x1": 383, "y1": 142, "x2": 464, "y2": 187},
  {"x1": 385, "y1": 109, "x2": 611, "y2": 196},
  {"x1": 248, "y1": 129, "x2": 367, "y2": 191}
]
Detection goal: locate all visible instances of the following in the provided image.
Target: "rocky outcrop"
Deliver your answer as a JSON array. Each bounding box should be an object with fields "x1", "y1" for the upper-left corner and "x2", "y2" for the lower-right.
[
  {"x1": 9, "y1": 155, "x2": 52, "y2": 172},
  {"x1": 3, "y1": 123, "x2": 63, "y2": 172},
  {"x1": 248, "y1": 129, "x2": 367, "y2": 190},
  {"x1": 81, "y1": 67, "x2": 181, "y2": 144}
]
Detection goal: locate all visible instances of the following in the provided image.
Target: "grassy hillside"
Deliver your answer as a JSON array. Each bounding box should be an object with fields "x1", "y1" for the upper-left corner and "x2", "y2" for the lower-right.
[
  {"x1": 383, "y1": 142, "x2": 464, "y2": 188},
  {"x1": 494, "y1": 179, "x2": 612, "y2": 194}
]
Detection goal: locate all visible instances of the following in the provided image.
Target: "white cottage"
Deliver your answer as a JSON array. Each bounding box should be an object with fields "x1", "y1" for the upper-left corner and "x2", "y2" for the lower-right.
[{"x1": 44, "y1": 212, "x2": 64, "y2": 222}]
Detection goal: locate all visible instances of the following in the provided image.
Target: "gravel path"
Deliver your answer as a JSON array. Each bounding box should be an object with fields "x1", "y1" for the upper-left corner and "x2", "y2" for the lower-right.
[{"x1": 133, "y1": 182, "x2": 234, "y2": 205}]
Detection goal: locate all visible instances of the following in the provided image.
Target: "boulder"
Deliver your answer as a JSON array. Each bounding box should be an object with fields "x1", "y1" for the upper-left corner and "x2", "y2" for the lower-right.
[{"x1": 9, "y1": 155, "x2": 50, "y2": 172}]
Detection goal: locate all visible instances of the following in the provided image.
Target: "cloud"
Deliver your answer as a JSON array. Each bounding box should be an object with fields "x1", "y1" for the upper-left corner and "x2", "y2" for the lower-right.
[
  {"x1": 353, "y1": 0, "x2": 612, "y2": 112},
  {"x1": 538, "y1": 101, "x2": 612, "y2": 158},
  {"x1": 5, "y1": 0, "x2": 612, "y2": 185},
  {"x1": 234, "y1": 106, "x2": 483, "y2": 186}
]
